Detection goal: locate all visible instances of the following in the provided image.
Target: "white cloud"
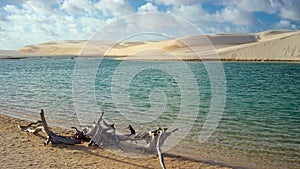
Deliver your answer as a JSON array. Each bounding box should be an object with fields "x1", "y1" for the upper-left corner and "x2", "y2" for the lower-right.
[
  {"x1": 167, "y1": 5, "x2": 212, "y2": 23},
  {"x1": 0, "y1": 0, "x2": 299, "y2": 50},
  {"x1": 222, "y1": 0, "x2": 275, "y2": 13},
  {"x1": 91, "y1": 12, "x2": 203, "y2": 42},
  {"x1": 214, "y1": 7, "x2": 255, "y2": 26},
  {"x1": 79, "y1": 17, "x2": 107, "y2": 36},
  {"x1": 0, "y1": 0, "x2": 136, "y2": 49},
  {"x1": 267, "y1": 0, "x2": 300, "y2": 21},
  {"x1": 279, "y1": 0, "x2": 300, "y2": 21},
  {"x1": 275, "y1": 20, "x2": 291, "y2": 28},
  {"x1": 60, "y1": 0, "x2": 97, "y2": 15},
  {"x1": 6, "y1": 0, "x2": 27, "y2": 3},
  {"x1": 4, "y1": 5, "x2": 21, "y2": 14},
  {"x1": 274, "y1": 19, "x2": 298, "y2": 29},
  {"x1": 96, "y1": 0, "x2": 133, "y2": 17},
  {"x1": 138, "y1": 2, "x2": 159, "y2": 13},
  {"x1": 168, "y1": 5, "x2": 256, "y2": 27},
  {"x1": 269, "y1": 0, "x2": 284, "y2": 9},
  {"x1": 23, "y1": 0, "x2": 57, "y2": 15},
  {"x1": 290, "y1": 24, "x2": 297, "y2": 29},
  {"x1": 150, "y1": 0, "x2": 203, "y2": 6},
  {"x1": 0, "y1": 14, "x2": 8, "y2": 22},
  {"x1": 220, "y1": 0, "x2": 300, "y2": 27}
]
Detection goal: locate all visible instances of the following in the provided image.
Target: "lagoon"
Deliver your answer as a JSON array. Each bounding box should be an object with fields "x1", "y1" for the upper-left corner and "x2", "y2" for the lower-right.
[{"x1": 0, "y1": 57, "x2": 299, "y2": 169}]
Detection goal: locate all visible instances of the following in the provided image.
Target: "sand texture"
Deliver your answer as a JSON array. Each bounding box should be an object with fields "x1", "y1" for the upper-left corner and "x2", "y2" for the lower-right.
[
  {"x1": 0, "y1": 114, "x2": 233, "y2": 169},
  {"x1": 4, "y1": 30, "x2": 300, "y2": 61}
]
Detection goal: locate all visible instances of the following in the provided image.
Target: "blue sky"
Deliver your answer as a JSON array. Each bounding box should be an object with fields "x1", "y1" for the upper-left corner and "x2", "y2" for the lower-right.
[{"x1": 0, "y1": 0, "x2": 299, "y2": 50}]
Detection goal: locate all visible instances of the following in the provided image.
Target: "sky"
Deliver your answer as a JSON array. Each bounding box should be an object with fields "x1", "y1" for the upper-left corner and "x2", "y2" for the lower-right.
[{"x1": 0, "y1": 0, "x2": 299, "y2": 50}]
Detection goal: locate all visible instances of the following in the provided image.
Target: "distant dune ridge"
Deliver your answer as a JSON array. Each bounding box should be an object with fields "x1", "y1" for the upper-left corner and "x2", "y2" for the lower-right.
[{"x1": 4, "y1": 30, "x2": 300, "y2": 61}]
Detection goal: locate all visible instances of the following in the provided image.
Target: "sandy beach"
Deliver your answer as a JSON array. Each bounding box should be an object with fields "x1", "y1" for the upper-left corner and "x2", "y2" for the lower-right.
[
  {"x1": 6, "y1": 30, "x2": 299, "y2": 62},
  {"x1": 0, "y1": 113, "x2": 233, "y2": 169}
]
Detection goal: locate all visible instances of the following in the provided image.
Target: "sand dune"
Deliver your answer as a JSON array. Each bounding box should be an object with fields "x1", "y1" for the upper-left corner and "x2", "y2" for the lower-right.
[
  {"x1": 14, "y1": 30, "x2": 300, "y2": 61},
  {"x1": 18, "y1": 40, "x2": 87, "y2": 56},
  {"x1": 0, "y1": 50, "x2": 34, "y2": 58}
]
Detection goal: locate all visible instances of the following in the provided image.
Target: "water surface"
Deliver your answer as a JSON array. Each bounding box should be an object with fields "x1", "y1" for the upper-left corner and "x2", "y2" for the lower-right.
[{"x1": 0, "y1": 57, "x2": 299, "y2": 169}]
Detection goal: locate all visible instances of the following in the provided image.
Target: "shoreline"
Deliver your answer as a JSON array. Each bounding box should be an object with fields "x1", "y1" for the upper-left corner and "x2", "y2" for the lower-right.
[
  {"x1": 1, "y1": 54, "x2": 300, "y2": 63},
  {"x1": 0, "y1": 113, "x2": 232, "y2": 169}
]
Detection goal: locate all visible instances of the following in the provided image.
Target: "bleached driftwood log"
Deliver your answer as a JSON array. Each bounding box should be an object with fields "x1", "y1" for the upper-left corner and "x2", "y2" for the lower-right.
[
  {"x1": 19, "y1": 110, "x2": 177, "y2": 169},
  {"x1": 85, "y1": 114, "x2": 178, "y2": 169},
  {"x1": 85, "y1": 112, "x2": 104, "y2": 138},
  {"x1": 85, "y1": 113, "x2": 178, "y2": 150},
  {"x1": 157, "y1": 130, "x2": 166, "y2": 169},
  {"x1": 18, "y1": 109, "x2": 81, "y2": 145},
  {"x1": 18, "y1": 120, "x2": 43, "y2": 134},
  {"x1": 87, "y1": 112, "x2": 121, "y2": 146},
  {"x1": 39, "y1": 109, "x2": 81, "y2": 145}
]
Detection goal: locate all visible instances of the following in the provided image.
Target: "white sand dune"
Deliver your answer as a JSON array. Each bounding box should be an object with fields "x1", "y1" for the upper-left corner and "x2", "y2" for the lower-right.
[
  {"x1": 18, "y1": 40, "x2": 87, "y2": 56},
  {"x1": 13, "y1": 30, "x2": 300, "y2": 61},
  {"x1": 0, "y1": 50, "x2": 32, "y2": 58}
]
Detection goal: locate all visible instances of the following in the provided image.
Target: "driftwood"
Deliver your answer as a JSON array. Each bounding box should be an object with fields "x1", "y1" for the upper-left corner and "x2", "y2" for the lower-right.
[
  {"x1": 84, "y1": 112, "x2": 178, "y2": 169},
  {"x1": 87, "y1": 112, "x2": 119, "y2": 146},
  {"x1": 71, "y1": 127, "x2": 90, "y2": 142},
  {"x1": 19, "y1": 110, "x2": 178, "y2": 168},
  {"x1": 85, "y1": 113, "x2": 178, "y2": 150},
  {"x1": 157, "y1": 130, "x2": 166, "y2": 169},
  {"x1": 19, "y1": 109, "x2": 81, "y2": 145},
  {"x1": 18, "y1": 120, "x2": 43, "y2": 134},
  {"x1": 40, "y1": 109, "x2": 81, "y2": 145}
]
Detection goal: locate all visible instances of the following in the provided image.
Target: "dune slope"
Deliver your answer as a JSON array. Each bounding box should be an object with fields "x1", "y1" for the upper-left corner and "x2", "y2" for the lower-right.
[{"x1": 16, "y1": 30, "x2": 300, "y2": 61}]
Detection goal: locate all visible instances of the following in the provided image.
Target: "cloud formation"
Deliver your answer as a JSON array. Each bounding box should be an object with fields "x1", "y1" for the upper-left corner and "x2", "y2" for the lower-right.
[
  {"x1": 0, "y1": 0, "x2": 299, "y2": 50},
  {"x1": 138, "y1": 2, "x2": 159, "y2": 13}
]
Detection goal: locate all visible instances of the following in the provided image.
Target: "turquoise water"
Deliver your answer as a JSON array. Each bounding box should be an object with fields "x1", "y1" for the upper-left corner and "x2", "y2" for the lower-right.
[{"x1": 0, "y1": 57, "x2": 299, "y2": 169}]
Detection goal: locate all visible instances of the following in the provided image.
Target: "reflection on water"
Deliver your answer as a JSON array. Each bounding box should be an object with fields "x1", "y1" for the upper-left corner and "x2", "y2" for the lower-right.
[{"x1": 0, "y1": 57, "x2": 299, "y2": 169}]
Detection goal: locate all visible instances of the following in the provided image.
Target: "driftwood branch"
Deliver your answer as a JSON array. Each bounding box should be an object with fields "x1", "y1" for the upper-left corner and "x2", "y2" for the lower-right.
[
  {"x1": 40, "y1": 109, "x2": 81, "y2": 145},
  {"x1": 18, "y1": 120, "x2": 43, "y2": 134},
  {"x1": 157, "y1": 130, "x2": 166, "y2": 169},
  {"x1": 87, "y1": 112, "x2": 119, "y2": 147},
  {"x1": 71, "y1": 127, "x2": 90, "y2": 141},
  {"x1": 86, "y1": 112, "x2": 104, "y2": 138},
  {"x1": 19, "y1": 109, "x2": 81, "y2": 145},
  {"x1": 19, "y1": 109, "x2": 178, "y2": 168}
]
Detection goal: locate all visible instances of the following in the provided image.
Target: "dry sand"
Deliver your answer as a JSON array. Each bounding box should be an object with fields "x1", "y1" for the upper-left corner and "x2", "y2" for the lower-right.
[
  {"x1": 11, "y1": 30, "x2": 300, "y2": 61},
  {"x1": 0, "y1": 113, "x2": 232, "y2": 169}
]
